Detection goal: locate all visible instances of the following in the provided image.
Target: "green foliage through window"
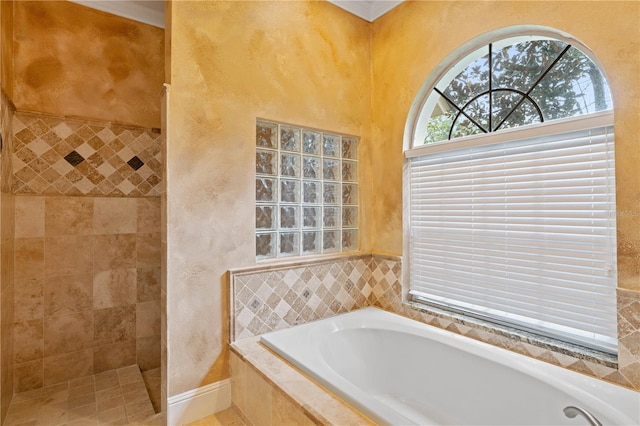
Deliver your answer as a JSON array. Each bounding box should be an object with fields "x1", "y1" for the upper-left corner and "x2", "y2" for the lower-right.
[{"x1": 423, "y1": 38, "x2": 611, "y2": 144}]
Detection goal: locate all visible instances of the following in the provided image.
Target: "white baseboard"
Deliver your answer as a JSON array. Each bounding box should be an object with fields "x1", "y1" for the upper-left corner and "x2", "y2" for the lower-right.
[{"x1": 167, "y1": 379, "x2": 231, "y2": 425}]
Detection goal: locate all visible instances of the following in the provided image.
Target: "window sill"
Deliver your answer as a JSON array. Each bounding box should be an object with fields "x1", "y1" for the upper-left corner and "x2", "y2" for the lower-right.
[{"x1": 405, "y1": 300, "x2": 618, "y2": 369}]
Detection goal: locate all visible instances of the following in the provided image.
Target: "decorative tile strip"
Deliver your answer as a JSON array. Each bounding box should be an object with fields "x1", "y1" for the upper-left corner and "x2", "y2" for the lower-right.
[
  {"x1": 1, "y1": 90, "x2": 16, "y2": 193},
  {"x1": 12, "y1": 111, "x2": 161, "y2": 197},
  {"x1": 230, "y1": 255, "x2": 373, "y2": 341}
]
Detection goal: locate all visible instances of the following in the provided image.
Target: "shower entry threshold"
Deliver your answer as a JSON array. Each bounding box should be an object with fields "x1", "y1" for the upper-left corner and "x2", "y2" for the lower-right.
[{"x1": 3, "y1": 365, "x2": 160, "y2": 426}]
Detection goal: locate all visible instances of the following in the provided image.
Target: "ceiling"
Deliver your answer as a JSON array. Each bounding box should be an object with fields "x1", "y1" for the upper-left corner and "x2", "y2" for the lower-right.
[
  {"x1": 70, "y1": 1, "x2": 165, "y2": 28},
  {"x1": 328, "y1": 1, "x2": 403, "y2": 21},
  {"x1": 70, "y1": 0, "x2": 404, "y2": 28}
]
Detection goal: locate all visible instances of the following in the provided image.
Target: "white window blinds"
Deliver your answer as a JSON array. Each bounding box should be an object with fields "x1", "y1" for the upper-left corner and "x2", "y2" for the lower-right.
[{"x1": 406, "y1": 116, "x2": 617, "y2": 353}]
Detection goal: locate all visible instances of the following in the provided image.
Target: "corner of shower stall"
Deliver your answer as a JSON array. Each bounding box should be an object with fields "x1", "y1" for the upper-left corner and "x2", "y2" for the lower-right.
[{"x1": 2, "y1": 108, "x2": 163, "y2": 425}]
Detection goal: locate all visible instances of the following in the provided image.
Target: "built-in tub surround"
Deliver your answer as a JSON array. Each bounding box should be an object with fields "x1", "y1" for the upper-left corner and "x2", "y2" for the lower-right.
[
  {"x1": 231, "y1": 255, "x2": 640, "y2": 391},
  {"x1": 231, "y1": 337, "x2": 372, "y2": 426},
  {"x1": 260, "y1": 308, "x2": 639, "y2": 425},
  {"x1": 13, "y1": 195, "x2": 161, "y2": 392}
]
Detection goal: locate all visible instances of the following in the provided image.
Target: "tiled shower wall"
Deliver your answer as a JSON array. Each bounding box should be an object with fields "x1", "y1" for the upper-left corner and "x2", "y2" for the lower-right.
[
  {"x1": 231, "y1": 255, "x2": 640, "y2": 392},
  {"x1": 13, "y1": 195, "x2": 161, "y2": 392},
  {"x1": 1, "y1": 92, "x2": 15, "y2": 420},
  {"x1": 10, "y1": 110, "x2": 161, "y2": 393}
]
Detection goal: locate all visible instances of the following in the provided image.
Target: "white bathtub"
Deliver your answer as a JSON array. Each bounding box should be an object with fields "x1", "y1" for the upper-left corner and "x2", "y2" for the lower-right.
[{"x1": 260, "y1": 307, "x2": 640, "y2": 426}]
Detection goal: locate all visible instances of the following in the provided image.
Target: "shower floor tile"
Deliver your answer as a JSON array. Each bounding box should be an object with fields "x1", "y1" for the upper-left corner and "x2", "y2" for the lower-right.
[{"x1": 3, "y1": 365, "x2": 157, "y2": 426}]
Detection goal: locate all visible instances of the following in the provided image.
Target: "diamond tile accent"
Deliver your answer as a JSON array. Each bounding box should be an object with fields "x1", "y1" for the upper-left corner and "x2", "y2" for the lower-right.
[
  {"x1": 13, "y1": 111, "x2": 162, "y2": 197},
  {"x1": 1, "y1": 94, "x2": 14, "y2": 192},
  {"x1": 127, "y1": 156, "x2": 144, "y2": 171},
  {"x1": 64, "y1": 150, "x2": 85, "y2": 167}
]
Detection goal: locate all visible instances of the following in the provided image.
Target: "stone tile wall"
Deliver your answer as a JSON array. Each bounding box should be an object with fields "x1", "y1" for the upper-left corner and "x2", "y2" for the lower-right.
[
  {"x1": 230, "y1": 255, "x2": 374, "y2": 341},
  {"x1": 12, "y1": 111, "x2": 161, "y2": 197},
  {"x1": 231, "y1": 254, "x2": 640, "y2": 391},
  {"x1": 1, "y1": 91, "x2": 15, "y2": 421},
  {"x1": 13, "y1": 195, "x2": 161, "y2": 392}
]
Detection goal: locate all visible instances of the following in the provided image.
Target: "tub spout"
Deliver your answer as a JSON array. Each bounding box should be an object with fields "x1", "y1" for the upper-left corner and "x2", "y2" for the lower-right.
[{"x1": 563, "y1": 406, "x2": 602, "y2": 426}]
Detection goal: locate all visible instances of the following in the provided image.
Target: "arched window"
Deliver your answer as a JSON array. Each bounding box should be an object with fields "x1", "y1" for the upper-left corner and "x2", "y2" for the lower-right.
[{"x1": 404, "y1": 30, "x2": 617, "y2": 355}]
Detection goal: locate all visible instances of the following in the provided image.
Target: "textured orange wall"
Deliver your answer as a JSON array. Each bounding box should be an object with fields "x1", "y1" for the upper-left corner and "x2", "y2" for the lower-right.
[
  {"x1": 166, "y1": 0, "x2": 371, "y2": 395},
  {"x1": 12, "y1": 1, "x2": 164, "y2": 128},
  {"x1": 371, "y1": 1, "x2": 640, "y2": 292},
  {"x1": 1, "y1": 1, "x2": 13, "y2": 98}
]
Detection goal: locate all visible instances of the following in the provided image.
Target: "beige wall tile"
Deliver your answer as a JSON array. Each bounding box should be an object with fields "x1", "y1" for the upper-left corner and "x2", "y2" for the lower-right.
[
  {"x1": 1, "y1": 191, "x2": 15, "y2": 242},
  {"x1": 44, "y1": 235, "x2": 93, "y2": 277},
  {"x1": 245, "y1": 364, "x2": 272, "y2": 426},
  {"x1": 230, "y1": 352, "x2": 246, "y2": 417},
  {"x1": 44, "y1": 311, "x2": 93, "y2": 356},
  {"x1": 136, "y1": 301, "x2": 160, "y2": 338},
  {"x1": 1, "y1": 237, "x2": 14, "y2": 292},
  {"x1": 2, "y1": 281, "x2": 15, "y2": 409},
  {"x1": 93, "y1": 339, "x2": 136, "y2": 374},
  {"x1": 15, "y1": 196, "x2": 44, "y2": 238},
  {"x1": 44, "y1": 273, "x2": 92, "y2": 317},
  {"x1": 136, "y1": 233, "x2": 160, "y2": 268},
  {"x1": 93, "y1": 268, "x2": 136, "y2": 309},
  {"x1": 93, "y1": 234, "x2": 136, "y2": 272},
  {"x1": 137, "y1": 198, "x2": 160, "y2": 234},
  {"x1": 94, "y1": 305, "x2": 135, "y2": 346},
  {"x1": 44, "y1": 197, "x2": 93, "y2": 236},
  {"x1": 43, "y1": 349, "x2": 93, "y2": 386},
  {"x1": 272, "y1": 386, "x2": 315, "y2": 426},
  {"x1": 136, "y1": 267, "x2": 160, "y2": 303},
  {"x1": 14, "y1": 278, "x2": 44, "y2": 322},
  {"x1": 15, "y1": 238, "x2": 44, "y2": 281},
  {"x1": 161, "y1": 339, "x2": 167, "y2": 414},
  {"x1": 93, "y1": 198, "x2": 137, "y2": 235},
  {"x1": 14, "y1": 319, "x2": 43, "y2": 364},
  {"x1": 160, "y1": 290, "x2": 166, "y2": 347},
  {"x1": 14, "y1": 359, "x2": 43, "y2": 393},
  {"x1": 136, "y1": 335, "x2": 160, "y2": 371}
]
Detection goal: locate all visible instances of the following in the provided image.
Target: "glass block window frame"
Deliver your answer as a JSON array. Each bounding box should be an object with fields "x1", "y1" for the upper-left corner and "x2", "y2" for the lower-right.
[{"x1": 255, "y1": 120, "x2": 359, "y2": 260}]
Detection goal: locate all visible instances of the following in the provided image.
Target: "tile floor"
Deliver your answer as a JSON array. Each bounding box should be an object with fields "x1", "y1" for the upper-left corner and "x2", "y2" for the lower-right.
[
  {"x1": 3, "y1": 365, "x2": 157, "y2": 426},
  {"x1": 185, "y1": 408, "x2": 245, "y2": 426},
  {"x1": 140, "y1": 369, "x2": 161, "y2": 414}
]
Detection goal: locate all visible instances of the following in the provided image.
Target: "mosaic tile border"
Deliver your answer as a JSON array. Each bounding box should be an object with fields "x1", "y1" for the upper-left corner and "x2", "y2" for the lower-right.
[
  {"x1": 230, "y1": 254, "x2": 640, "y2": 391},
  {"x1": 12, "y1": 111, "x2": 161, "y2": 197},
  {"x1": 230, "y1": 255, "x2": 373, "y2": 341},
  {"x1": 1, "y1": 91, "x2": 16, "y2": 193}
]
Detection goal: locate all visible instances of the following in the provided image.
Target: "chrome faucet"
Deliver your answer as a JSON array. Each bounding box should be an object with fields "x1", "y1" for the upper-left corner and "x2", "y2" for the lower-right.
[{"x1": 563, "y1": 406, "x2": 603, "y2": 426}]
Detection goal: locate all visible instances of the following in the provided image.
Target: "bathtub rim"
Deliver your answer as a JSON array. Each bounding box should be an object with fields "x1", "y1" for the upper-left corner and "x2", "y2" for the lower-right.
[{"x1": 260, "y1": 306, "x2": 640, "y2": 426}]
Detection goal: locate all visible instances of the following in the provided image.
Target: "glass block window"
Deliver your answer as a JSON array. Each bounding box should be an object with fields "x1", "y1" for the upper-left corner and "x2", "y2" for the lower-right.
[{"x1": 256, "y1": 120, "x2": 359, "y2": 259}]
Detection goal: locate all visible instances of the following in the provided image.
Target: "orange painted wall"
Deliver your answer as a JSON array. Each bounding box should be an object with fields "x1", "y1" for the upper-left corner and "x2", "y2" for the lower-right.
[
  {"x1": 12, "y1": 1, "x2": 164, "y2": 128},
  {"x1": 370, "y1": 1, "x2": 640, "y2": 291},
  {"x1": 166, "y1": 0, "x2": 372, "y2": 395},
  {"x1": 1, "y1": 1, "x2": 13, "y2": 98}
]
